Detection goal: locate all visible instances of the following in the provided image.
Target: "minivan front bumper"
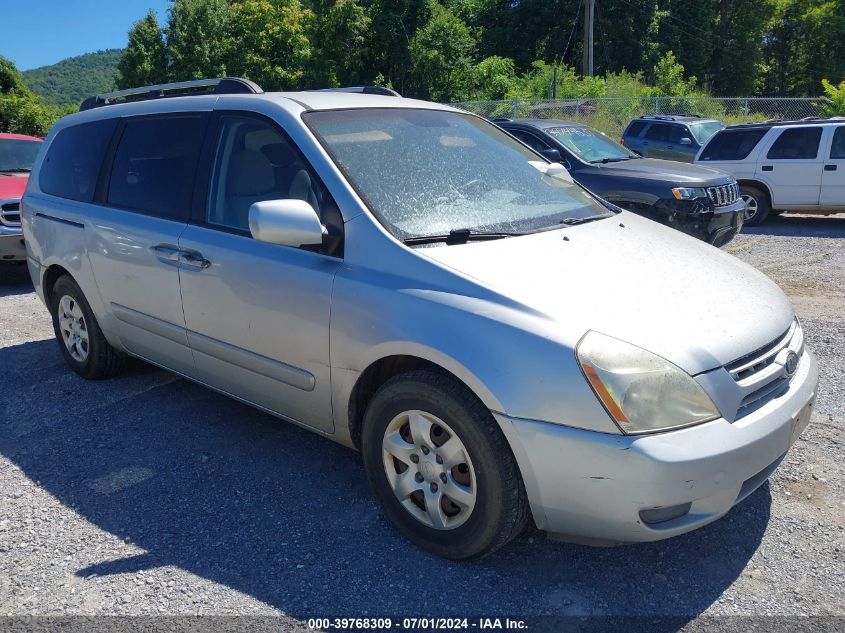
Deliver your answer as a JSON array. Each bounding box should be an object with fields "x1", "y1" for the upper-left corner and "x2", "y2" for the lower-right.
[{"x1": 497, "y1": 348, "x2": 817, "y2": 544}]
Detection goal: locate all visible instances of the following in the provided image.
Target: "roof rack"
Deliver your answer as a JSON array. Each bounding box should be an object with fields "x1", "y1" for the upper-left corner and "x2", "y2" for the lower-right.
[
  {"x1": 314, "y1": 86, "x2": 401, "y2": 97},
  {"x1": 727, "y1": 116, "x2": 843, "y2": 130},
  {"x1": 639, "y1": 113, "x2": 702, "y2": 121},
  {"x1": 79, "y1": 77, "x2": 263, "y2": 112}
]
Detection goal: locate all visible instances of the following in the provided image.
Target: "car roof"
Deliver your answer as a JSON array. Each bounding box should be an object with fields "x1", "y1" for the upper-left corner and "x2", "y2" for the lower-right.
[
  {"x1": 275, "y1": 91, "x2": 458, "y2": 112},
  {"x1": 723, "y1": 117, "x2": 845, "y2": 131},
  {"x1": 635, "y1": 114, "x2": 718, "y2": 124},
  {"x1": 502, "y1": 118, "x2": 586, "y2": 129},
  {"x1": 0, "y1": 132, "x2": 43, "y2": 142}
]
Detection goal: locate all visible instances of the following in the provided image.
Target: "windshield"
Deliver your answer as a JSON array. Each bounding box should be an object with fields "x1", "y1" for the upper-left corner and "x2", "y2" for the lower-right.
[
  {"x1": 304, "y1": 109, "x2": 611, "y2": 239},
  {"x1": 545, "y1": 125, "x2": 635, "y2": 162},
  {"x1": 0, "y1": 138, "x2": 42, "y2": 173},
  {"x1": 689, "y1": 121, "x2": 724, "y2": 144}
]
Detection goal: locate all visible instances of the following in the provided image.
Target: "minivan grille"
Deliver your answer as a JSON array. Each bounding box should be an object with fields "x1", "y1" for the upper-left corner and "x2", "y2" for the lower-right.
[
  {"x1": 707, "y1": 183, "x2": 740, "y2": 207},
  {"x1": 727, "y1": 319, "x2": 804, "y2": 417},
  {"x1": 0, "y1": 200, "x2": 21, "y2": 227}
]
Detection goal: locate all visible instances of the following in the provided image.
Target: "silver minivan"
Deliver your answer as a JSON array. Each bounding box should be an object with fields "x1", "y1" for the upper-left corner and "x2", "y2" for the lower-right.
[{"x1": 22, "y1": 79, "x2": 818, "y2": 559}]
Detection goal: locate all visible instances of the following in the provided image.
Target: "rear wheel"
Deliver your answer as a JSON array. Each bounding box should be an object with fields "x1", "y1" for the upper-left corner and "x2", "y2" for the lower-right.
[
  {"x1": 361, "y1": 369, "x2": 529, "y2": 559},
  {"x1": 740, "y1": 185, "x2": 771, "y2": 226},
  {"x1": 50, "y1": 275, "x2": 125, "y2": 379}
]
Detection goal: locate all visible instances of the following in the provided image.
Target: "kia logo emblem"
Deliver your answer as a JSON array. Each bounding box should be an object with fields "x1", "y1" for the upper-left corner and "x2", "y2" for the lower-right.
[{"x1": 784, "y1": 351, "x2": 799, "y2": 377}]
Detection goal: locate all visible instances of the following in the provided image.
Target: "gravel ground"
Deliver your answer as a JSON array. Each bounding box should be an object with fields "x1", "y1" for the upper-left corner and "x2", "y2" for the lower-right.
[{"x1": 1, "y1": 215, "x2": 843, "y2": 629}]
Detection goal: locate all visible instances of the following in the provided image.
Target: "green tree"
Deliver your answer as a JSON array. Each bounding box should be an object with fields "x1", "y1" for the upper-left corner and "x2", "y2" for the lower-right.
[
  {"x1": 0, "y1": 55, "x2": 61, "y2": 136},
  {"x1": 408, "y1": 2, "x2": 476, "y2": 101},
  {"x1": 118, "y1": 10, "x2": 168, "y2": 89},
  {"x1": 819, "y1": 78, "x2": 845, "y2": 116},
  {"x1": 710, "y1": 0, "x2": 772, "y2": 95},
  {"x1": 226, "y1": 0, "x2": 314, "y2": 90},
  {"x1": 166, "y1": 0, "x2": 231, "y2": 80},
  {"x1": 366, "y1": 0, "x2": 431, "y2": 93},
  {"x1": 648, "y1": 0, "x2": 716, "y2": 84},
  {"x1": 1, "y1": 55, "x2": 31, "y2": 95},
  {"x1": 309, "y1": 0, "x2": 372, "y2": 87},
  {"x1": 470, "y1": 55, "x2": 518, "y2": 100},
  {"x1": 651, "y1": 51, "x2": 698, "y2": 95}
]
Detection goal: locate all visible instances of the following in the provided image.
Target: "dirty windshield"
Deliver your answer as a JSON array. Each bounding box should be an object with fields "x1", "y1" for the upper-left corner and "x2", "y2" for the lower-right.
[{"x1": 304, "y1": 109, "x2": 611, "y2": 239}]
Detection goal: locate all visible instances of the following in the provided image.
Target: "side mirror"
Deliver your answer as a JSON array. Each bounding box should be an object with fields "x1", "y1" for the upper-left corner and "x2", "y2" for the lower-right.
[
  {"x1": 541, "y1": 148, "x2": 562, "y2": 162},
  {"x1": 248, "y1": 199, "x2": 325, "y2": 247},
  {"x1": 680, "y1": 137, "x2": 693, "y2": 145}
]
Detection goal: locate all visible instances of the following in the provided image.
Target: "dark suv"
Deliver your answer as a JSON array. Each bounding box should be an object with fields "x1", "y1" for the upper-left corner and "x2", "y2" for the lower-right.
[
  {"x1": 497, "y1": 118, "x2": 745, "y2": 246},
  {"x1": 622, "y1": 114, "x2": 724, "y2": 163}
]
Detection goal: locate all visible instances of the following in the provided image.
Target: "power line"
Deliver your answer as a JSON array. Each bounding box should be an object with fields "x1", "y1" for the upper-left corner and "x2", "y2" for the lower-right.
[
  {"x1": 595, "y1": 0, "x2": 612, "y2": 74},
  {"x1": 556, "y1": 0, "x2": 584, "y2": 67}
]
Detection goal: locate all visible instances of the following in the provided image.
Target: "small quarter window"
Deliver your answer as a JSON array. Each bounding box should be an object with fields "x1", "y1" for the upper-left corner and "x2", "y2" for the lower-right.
[
  {"x1": 106, "y1": 115, "x2": 206, "y2": 219},
  {"x1": 40, "y1": 119, "x2": 117, "y2": 202},
  {"x1": 766, "y1": 127, "x2": 822, "y2": 160}
]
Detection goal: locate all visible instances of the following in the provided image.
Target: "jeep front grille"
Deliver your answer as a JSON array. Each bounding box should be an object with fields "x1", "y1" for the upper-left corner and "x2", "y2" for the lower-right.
[{"x1": 707, "y1": 183, "x2": 740, "y2": 207}]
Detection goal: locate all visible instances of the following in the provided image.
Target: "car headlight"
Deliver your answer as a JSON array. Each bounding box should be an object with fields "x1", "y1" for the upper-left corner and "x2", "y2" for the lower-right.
[
  {"x1": 576, "y1": 331, "x2": 720, "y2": 434},
  {"x1": 671, "y1": 187, "x2": 708, "y2": 200}
]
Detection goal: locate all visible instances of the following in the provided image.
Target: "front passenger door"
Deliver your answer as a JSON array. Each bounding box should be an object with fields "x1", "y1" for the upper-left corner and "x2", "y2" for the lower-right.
[{"x1": 177, "y1": 112, "x2": 342, "y2": 432}]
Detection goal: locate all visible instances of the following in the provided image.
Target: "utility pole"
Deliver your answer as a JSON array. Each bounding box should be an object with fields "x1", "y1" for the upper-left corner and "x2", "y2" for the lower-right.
[{"x1": 582, "y1": 0, "x2": 595, "y2": 78}]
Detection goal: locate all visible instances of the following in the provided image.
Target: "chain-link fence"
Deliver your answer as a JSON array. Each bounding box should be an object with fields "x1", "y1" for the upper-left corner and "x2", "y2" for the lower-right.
[{"x1": 451, "y1": 96, "x2": 825, "y2": 138}]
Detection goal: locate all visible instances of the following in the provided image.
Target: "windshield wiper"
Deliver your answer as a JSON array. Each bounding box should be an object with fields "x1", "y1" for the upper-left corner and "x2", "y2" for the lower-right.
[
  {"x1": 590, "y1": 157, "x2": 632, "y2": 164},
  {"x1": 559, "y1": 214, "x2": 613, "y2": 226},
  {"x1": 404, "y1": 228, "x2": 526, "y2": 246},
  {"x1": 0, "y1": 168, "x2": 32, "y2": 173}
]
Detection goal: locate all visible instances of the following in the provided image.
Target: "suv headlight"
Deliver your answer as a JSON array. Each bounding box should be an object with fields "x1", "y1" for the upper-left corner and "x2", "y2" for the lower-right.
[
  {"x1": 671, "y1": 187, "x2": 708, "y2": 200},
  {"x1": 576, "y1": 331, "x2": 720, "y2": 434}
]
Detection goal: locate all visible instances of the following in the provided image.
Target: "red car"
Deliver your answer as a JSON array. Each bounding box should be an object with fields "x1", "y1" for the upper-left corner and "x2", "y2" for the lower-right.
[{"x1": 1, "y1": 133, "x2": 42, "y2": 263}]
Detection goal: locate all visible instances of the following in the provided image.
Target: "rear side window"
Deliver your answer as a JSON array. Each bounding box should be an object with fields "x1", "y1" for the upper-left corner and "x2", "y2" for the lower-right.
[
  {"x1": 40, "y1": 119, "x2": 117, "y2": 202},
  {"x1": 699, "y1": 129, "x2": 767, "y2": 161},
  {"x1": 645, "y1": 123, "x2": 673, "y2": 142},
  {"x1": 625, "y1": 121, "x2": 646, "y2": 137},
  {"x1": 766, "y1": 127, "x2": 822, "y2": 160},
  {"x1": 106, "y1": 115, "x2": 206, "y2": 219},
  {"x1": 829, "y1": 127, "x2": 845, "y2": 159}
]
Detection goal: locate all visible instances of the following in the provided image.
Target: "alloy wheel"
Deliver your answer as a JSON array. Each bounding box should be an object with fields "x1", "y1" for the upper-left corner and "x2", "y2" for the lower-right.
[
  {"x1": 381, "y1": 410, "x2": 477, "y2": 530},
  {"x1": 741, "y1": 193, "x2": 759, "y2": 221}
]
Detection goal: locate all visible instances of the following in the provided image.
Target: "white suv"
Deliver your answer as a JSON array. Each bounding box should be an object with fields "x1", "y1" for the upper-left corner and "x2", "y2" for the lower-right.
[{"x1": 695, "y1": 118, "x2": 845, "y2": 225}]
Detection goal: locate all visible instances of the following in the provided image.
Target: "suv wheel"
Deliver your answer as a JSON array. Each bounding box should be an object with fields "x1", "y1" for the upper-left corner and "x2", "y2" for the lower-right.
[
  {"x1": 361, "y1": 369, "x2": 529, "y2": 559},
  {"x1": 50, "y1": 275, "x2": 125, "y2": 379},
  {"x1": 740, "y1": 185, "x2": 771, "y2": 226}
]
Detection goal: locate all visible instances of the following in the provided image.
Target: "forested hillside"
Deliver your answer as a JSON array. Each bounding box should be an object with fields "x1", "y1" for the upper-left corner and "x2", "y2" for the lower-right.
[
  {"x1": 23, "y1": 49, "x2": 122, "y2": 106},
  {"x1": 115, "y1": 0, "x2": 845, "y2": 101}
]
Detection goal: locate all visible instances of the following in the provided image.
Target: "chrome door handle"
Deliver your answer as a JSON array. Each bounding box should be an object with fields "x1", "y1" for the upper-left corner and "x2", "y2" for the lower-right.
[
  {"x1": 178, "y1": 251, "x2": 211, "y2": 269},
  {"x1": 150, "y1": 244, "x2": 181, "y2": 262}
]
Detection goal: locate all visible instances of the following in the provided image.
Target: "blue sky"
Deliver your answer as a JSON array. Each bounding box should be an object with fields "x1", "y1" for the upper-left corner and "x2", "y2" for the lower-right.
[{"x1": 0, "y1": 0, "x2": 170, "y2": 70}]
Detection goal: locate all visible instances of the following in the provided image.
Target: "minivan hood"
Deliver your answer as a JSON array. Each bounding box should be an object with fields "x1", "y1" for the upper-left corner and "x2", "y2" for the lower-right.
[
  {"x1": 590, "y1": 157, "x2": 733, "y2": 186},
  {"x1": 420, "y1": 212, "x2": 793, "y2": 375}
]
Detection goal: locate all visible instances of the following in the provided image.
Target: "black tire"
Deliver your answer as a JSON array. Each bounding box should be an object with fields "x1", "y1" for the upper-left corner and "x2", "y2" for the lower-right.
[
  {"x1": 49, "y1": 275, "x2": 125, "y2": 380},
  {"x1": 740, "y1": 185, "x2": 771, "y2": 226},
  {"x1": 361, "y1": 369, "x2": 529, "y2": 559}
]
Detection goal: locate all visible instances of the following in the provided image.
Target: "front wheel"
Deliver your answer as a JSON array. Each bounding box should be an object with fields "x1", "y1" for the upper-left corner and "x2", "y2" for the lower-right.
[
  {"x1": 740, "y1": 185, "x2": 771, "y2": 226},
  {"x1": 361, "y1": 370, "x2": 529, "y2": 559}
]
